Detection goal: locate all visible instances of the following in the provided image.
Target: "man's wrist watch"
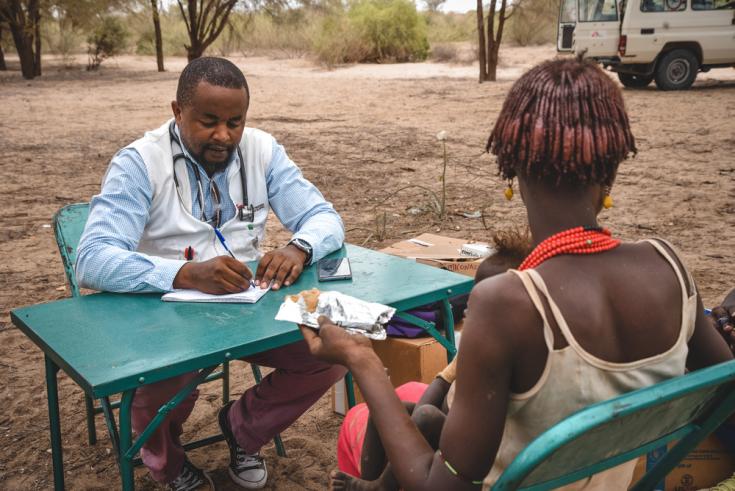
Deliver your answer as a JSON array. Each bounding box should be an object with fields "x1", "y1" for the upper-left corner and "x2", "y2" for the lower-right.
[{"x1": 288, "y1": 238, "x2": 313, "y2": 264}]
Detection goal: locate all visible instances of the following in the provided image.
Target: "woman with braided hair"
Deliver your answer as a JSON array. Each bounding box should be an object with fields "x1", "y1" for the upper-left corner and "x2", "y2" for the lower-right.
[{"x1": 301, "y1": 57, "x2": 735, "y2": 490}]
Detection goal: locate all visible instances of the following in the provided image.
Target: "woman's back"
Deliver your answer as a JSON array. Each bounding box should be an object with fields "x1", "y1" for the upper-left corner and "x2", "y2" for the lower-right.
[{"x1": 482, "y1": 239, "x2": 697, "y2": 489}]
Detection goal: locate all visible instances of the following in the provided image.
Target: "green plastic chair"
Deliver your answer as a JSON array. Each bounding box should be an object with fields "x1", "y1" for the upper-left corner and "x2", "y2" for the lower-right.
[
  {"x1": 53, "y1": 203, "x2": 285, "y2": 459},
  {"x1": 493, "y1": 358, "x2": 735, "y2": 490}
]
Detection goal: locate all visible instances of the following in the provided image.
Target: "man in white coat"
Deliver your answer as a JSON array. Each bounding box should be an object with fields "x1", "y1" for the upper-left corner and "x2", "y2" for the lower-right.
[{"x1": 77, "y1": 57, "x2": 346, "y2": 491}]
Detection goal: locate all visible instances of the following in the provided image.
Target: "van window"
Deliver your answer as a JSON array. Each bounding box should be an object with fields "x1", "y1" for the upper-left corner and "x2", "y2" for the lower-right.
[
  {"x1": 641, "y1": 0, "x2": 686, "y2": 11},
  {"x1": 579, "y1": 0, "x2": 619, "y2": 20},
  {"x1": 561, "y1": 0, "x2": 577, "y2": 22},
  {"x1": 691, "y1": 0, "x2": 734, "y2": 9}
]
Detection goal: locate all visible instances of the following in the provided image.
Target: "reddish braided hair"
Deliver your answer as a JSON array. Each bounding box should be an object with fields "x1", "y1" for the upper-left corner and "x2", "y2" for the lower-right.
[{"x1": 486, "y1": 58, "x2": 636, "y2": 187}]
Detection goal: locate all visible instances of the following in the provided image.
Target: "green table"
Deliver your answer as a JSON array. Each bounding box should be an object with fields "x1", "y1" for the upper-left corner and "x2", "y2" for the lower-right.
[{"x1": 11, "y1": 244, "x2": 473, "y2": 490}]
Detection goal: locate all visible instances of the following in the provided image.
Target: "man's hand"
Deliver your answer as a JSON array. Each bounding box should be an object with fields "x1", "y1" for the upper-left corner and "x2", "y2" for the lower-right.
[
  {"x1": 709, "y1": 288, "x2": 735, "y2": 353},
  {"x1": 299, "y1": 316, "x2": 374, "y2": 367},
  {"x1": 255, "y1": 244, "x2": 307, "y2": 290},
  {"x1": 173, "y1": 256, "x2": 253, "y2": 294}
]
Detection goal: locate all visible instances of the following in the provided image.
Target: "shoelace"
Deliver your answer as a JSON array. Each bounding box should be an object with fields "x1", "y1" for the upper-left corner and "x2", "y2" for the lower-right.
[
  {"x1": 711, "y1": 475, "x2": 735, "y2": 491},
  {"x1": 171, "y1": 464, "x2": 198, "y2": 489},
  {"x1": 234, "y1": 449, "x2": 263, "y2": 470}
]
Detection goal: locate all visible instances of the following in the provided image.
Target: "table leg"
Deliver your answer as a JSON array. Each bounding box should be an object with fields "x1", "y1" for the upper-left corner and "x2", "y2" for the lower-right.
[
  {"x1": 118, "y1": 390, "x2": 136, "y2": 491},
  {"x1": 222, "y1": 361, "x2": 230, "y2": 403},
  {"x1": 440, "y1": 299, "x2": 456, "y2": 363},
  {"x1": 345, "y1": 372, "x2": 357, "y2": 408},
  {"x1": 84, "y1": 394, "x2": 97, "y2": 445},
  {"x1": 100, "y1": 396, "x2": 121, "y2": 463},
  {"x1": 44, "y1": 355, "x2": 64, "y2": 491},
  {"x1": 393, "y1": 311, "x2": 457, "y2": 359}
]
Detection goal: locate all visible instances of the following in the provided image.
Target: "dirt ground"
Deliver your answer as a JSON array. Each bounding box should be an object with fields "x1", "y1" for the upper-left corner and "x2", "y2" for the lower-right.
[{"x1": 1, "y1": 46, "x2": 734, "y2": 490}]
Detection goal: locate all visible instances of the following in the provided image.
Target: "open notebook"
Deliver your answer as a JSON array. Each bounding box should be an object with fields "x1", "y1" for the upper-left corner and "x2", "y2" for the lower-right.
[{"x1": 162, "y1": 285, "x2": 270, "y2": 304}]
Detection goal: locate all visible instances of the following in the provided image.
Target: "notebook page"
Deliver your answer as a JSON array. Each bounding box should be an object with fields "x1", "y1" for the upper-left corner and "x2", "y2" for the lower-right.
[{"x1": 162, "y1": 285, "x2": 270, "y2": 304}]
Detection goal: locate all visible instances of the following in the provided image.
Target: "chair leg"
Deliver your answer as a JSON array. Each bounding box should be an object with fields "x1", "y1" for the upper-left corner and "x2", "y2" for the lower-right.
[
  {"x1": 222, "y1": 361, "x2": 230, "y2": 403},
  {"x1": 249, "y1": 364, "x2": 287, "y2": 457},
  {"x1": 84, "y1": 394, "x2": 97, "y2": 445},
  {"x1": 100, "y1": 396, "x2": 121, "y2": 463},
  {"x1": 274, "y1": 433, "x2": 287, "y2": 457}
]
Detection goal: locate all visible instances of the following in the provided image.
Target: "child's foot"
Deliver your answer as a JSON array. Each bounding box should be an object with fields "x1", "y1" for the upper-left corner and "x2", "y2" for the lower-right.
[{"x1": 330, "y1": 470, "x2": 383, "y2": 491}]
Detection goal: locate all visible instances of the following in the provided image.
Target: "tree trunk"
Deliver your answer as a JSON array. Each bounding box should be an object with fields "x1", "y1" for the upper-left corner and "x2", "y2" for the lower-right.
[
  {"x1": 2, "y1": 0, "x2": 41, "y2": 79},
  {"x1": 8, "y1": 21, "x2": 35, "y2": 79},
  {"x1": 476, "y1": 0, "x2": 486, "y2": 82},
  {"x1": 177, "y1": 0, "x2": 238, "y2": 62},
  {"x1": 485, "y1": 0, "x2": 507, "y2": 82},
  {"x1": 187, "y1": 41, "x2": 204, "y2": 61},
  {"x1": 150, "y1": 0, "x2": 164, "y2": 71},
  {"x1": 0, "y1": 25, "x2": 7, "y2": 71},
  {"x1": 487, "y1": 49, "x2": 498, "y2": 81},
  {"x1": 33, "y1": 4, "x2": 41, "y2": 76},
  {"x1": 486, "y1": 0, "x2": 496, "y2": 82}
]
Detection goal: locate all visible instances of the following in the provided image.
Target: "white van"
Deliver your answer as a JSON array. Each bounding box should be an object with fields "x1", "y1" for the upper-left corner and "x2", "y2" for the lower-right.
[{"x1": 557, "y1": 0, "x2": 735, "y2": 89}]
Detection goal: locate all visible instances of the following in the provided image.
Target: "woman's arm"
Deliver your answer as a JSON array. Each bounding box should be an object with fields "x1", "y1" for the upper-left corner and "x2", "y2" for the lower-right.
[
  {"x1": 301, "y1": 274, "x2": 530, "y2": 490},
  {"x1": 686, "y1": 289, "x2": 733, "y2": 371}
]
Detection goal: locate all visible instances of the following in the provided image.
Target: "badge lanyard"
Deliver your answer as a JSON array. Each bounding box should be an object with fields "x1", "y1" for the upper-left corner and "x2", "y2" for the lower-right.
[{"x1": 169, "y1": 121, "x2": 255, "y2": 223}]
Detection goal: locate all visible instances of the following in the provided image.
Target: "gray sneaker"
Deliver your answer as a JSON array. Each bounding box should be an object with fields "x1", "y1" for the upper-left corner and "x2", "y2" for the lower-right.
[
  {"x1": 218, "y1": 402, "x2": 268, "y2": 489},
  {"x1": 168, "y1": 459, "x2": 214, "y2": 491}
]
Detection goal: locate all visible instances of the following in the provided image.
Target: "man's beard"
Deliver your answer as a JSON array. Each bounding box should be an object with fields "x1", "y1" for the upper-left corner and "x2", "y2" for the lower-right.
[{"x1": 194, "y1": 147, "x2": 235, "y2": 176}]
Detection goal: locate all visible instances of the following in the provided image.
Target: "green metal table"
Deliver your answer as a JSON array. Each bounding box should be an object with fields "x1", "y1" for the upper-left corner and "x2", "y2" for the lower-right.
[{"x1": 11, "y1": 244, "x2": 473, "y2": 490}]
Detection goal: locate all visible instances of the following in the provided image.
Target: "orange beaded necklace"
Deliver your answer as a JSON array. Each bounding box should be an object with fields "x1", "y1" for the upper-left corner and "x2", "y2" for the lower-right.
[{"x1": 518, "y1": 226, "x2": 621, "y2": 271}]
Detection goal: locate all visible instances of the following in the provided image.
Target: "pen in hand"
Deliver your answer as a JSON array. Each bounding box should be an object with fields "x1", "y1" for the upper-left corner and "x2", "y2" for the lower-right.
[{"x1": 214, "y1": 227, "x2": 256, "y2": 288}]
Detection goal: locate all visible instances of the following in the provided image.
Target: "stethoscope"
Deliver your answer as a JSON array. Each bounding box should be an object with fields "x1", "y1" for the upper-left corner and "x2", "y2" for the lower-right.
[{"x1": 169, "y1": 121, "x2": 255, "y2": 223}]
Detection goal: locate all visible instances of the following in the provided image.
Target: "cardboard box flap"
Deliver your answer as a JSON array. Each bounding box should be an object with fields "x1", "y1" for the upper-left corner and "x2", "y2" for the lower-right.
[{"x1": 380, "y1": 233, "x2": 489, "y2": 261}]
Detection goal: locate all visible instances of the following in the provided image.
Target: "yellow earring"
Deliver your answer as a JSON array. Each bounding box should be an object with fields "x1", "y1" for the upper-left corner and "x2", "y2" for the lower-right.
[
  {"x1": 603, "y1": 186, "x2": 613, "y2": 209},
  {"x1": 504, "y1": 179, "x2": 514, "y2": 201}
]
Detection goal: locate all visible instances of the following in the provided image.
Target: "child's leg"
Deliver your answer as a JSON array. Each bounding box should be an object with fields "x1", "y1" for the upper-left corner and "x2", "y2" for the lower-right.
[{"x1": 333, "y1": 405, "x2": 447, "y2": 491}]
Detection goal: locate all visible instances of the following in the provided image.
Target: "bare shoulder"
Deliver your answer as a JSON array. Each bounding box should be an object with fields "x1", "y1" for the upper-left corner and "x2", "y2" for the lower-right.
[{"x1": 462, "y1": 271, "x2": 542, "y2": 354}]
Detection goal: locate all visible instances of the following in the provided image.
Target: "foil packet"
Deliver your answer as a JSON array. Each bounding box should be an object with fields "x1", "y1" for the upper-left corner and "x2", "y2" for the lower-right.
[{"x1": 275, "y1": 291, "x2": 395, "y2": 340}]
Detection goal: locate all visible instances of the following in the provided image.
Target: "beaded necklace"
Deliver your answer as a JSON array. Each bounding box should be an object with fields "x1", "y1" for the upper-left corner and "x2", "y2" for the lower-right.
[{"x1": 518, "y1": 226, "x2": 621, "y2": 271}]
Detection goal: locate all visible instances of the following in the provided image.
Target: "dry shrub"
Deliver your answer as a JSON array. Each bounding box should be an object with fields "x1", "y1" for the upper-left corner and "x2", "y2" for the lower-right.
[
  {"x1": 506, "y1": 0, "x2": 558, "y2": 46},
  {"x1": 430, "y1": 42, "x2": 458, "y2": 62},
  {"x1": 429, "y1": 41, "x2": 475, "y2": 64}
]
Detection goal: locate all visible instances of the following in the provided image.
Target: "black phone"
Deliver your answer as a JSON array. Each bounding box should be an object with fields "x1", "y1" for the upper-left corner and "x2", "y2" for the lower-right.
[{"x1": 318, "y1": 258, "x2": 353, "y2": 281}]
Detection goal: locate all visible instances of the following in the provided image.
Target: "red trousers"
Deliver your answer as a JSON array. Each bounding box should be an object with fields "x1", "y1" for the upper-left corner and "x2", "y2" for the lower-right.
[{"x1": 131, "y1": 340, "x2": 346, "y2": 483}]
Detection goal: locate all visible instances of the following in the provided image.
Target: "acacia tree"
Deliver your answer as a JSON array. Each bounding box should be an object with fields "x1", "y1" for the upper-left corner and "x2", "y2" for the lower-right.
[
  {"x1": 177, "y1": 0, "x2": 238, "y2": 61},
  {"x1": 476, "y1": 0, "x2": 515, "y2": 82},
  {"x1": 0, "y1": 0, "x2": 42, "y2": 79},
  {"x1": 424, "y1": 0, "x2": 446, "y2": 11},
  {"x1": 150, "y1": 0, "x2": 163, "y2": 70}
]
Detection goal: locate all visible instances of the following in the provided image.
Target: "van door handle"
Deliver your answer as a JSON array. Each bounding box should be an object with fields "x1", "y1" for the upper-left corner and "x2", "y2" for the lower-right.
[{"x1": 641, "y1": 28, "x2": 655, "y2": 34}]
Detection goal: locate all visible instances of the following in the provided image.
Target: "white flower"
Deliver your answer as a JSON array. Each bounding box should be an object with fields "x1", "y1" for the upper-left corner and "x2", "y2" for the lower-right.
[{"x1": 436, "y1": 130, "x2": 447, "y2": 141}]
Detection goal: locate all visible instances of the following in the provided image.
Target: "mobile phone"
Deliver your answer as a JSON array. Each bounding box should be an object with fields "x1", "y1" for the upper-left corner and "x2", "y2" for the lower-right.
[{"x1": 318, "y1": 258, "x2": 353, "y2": 282}]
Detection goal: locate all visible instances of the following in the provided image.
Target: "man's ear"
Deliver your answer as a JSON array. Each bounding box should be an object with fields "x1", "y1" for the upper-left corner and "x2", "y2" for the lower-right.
[{"x1": 171, "y1": 100, "x2": 181, "y2": 121}]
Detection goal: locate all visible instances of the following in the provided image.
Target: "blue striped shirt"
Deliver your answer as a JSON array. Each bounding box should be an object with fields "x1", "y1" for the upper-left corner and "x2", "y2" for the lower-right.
[{"x1": 76, "y1": 128, "x2": 344, "y2": 293}]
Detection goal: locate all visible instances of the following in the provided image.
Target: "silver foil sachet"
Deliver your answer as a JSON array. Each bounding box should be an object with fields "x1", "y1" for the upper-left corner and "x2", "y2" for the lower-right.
[{"x1": 275, "y1": 291, "x2": 395, "y2": 340}]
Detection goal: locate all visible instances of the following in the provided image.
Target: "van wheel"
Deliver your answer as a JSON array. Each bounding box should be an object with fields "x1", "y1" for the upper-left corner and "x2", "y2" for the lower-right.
[
  {"x1": 655, "y1": 49, "x2": 699, "y2": 90},
  {"x1": 617, "y1": 72, "x2": 654, "y2": 88}
]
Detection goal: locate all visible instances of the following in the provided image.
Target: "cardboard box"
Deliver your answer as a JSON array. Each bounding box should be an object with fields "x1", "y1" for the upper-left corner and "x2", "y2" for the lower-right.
[
  {"x1": 331, "y1": 330, "x2": 460, "y2": 415},
  {"x1": 629, "y1": 434, "x2": 735, "y2": 490},
  {"x1": 380, "y1": 233, "x2": 491, "y2": 278}
]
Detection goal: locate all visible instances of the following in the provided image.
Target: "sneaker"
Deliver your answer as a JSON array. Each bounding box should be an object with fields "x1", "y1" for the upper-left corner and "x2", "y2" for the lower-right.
[
  {"x1": 168, "y1": 458, "x2": 215, "y2": 491},
  {"x1": 218, "y1": 401, "x2": 268, "y2": 489},
  {"x1": 707, "y1": 474, "x2": 735, "y2": 491}
]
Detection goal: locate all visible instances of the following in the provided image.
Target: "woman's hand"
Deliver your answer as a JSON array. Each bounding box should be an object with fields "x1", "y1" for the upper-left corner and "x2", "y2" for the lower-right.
[{"x1": 299, "y1": 316, "x2": 374, "y2": 367}]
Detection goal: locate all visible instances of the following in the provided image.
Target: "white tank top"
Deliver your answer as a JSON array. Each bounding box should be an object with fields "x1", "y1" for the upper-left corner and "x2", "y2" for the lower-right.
[{"x1": 482, "y1": 239, "x2": 697, "y2": 489}]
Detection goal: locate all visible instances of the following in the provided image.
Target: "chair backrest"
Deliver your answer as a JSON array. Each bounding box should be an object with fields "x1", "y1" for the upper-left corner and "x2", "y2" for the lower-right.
[
  {"x1": 493, "y1": 359, "x2": 735, "y2": 490},
  {"x1": 53, "y1": 203, "x2": 90, "y2": 298}
]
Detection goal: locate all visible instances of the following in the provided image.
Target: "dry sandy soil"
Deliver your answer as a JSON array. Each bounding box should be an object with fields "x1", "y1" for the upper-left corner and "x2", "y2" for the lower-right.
[{"x1": 1, "y1": 46, "x2": 734, "y2": 490}]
